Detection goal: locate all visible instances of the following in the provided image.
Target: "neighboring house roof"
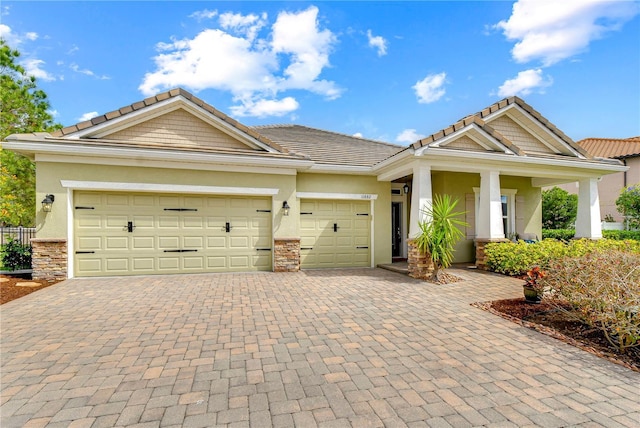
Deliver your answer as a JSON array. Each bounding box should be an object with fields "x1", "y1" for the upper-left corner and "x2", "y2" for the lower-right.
[
  {"x1": 253, "y1": 124, "x2": 403, "y2": 167},
  {"x1": 578, "y1": 137, "x2": 640, "y2": 159}
]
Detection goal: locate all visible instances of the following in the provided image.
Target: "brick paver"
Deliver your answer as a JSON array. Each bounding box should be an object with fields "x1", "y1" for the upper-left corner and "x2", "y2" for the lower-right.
[{"x1": 1, "y1": 268, "x2": 638, "y2": 427}]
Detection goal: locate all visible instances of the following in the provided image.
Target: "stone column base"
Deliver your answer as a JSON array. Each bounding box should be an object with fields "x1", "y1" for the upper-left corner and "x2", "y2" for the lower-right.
[
  {"x1": 31, "y1": 238, "x2": 67, "y2": 280},
  {"x1": 274, "y1": 238, "x2": 300, "y2": 272},
  {"x1": 407, "y1": 239, "x2": 434, "y2": 280},
  {"x1": 474, "y1": 238, "x2": 509, "y2": 270}
]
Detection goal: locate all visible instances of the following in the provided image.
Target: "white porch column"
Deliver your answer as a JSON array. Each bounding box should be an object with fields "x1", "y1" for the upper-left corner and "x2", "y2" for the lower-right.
[
  {"x1": 575, "y1": 178, "x2": 602, "y2": 239},
  {"x1": 476, "y1": 171, "x2": 504, "y2": 239},
  {"x1": 408, "y1": 165, "x2": 432, "y2": 238}
]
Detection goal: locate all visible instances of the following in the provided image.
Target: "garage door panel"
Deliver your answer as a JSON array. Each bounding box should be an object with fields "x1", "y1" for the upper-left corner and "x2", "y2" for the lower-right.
[
  {"x1": 74, "y1": 191, "x2": 272, "y2": 276},
  {"x1": 230, "y1": 236, "x2": 249, "y2": 248},
  {"x1": 159, "y1": 236, "x2": 180, "y2": 249},
  {"x1": 106, "y1": 194, "x2": 129, "y2": 206},
  {"x1": 133, "y1": 195, "x2": 155, "y2": 207},
  {"x1": 133, "y1": 236, "x2": 154, "y2": 249},
  {"x1": 183, "y1": 236, "x2": 204, "y2": 248},
  {"x1": 78, "y1": 215, "x2": 101, "y2": 228},
  {"x1": 183, "y1": 256, "x2": 204, "y2": 269},
  {"x1": 206, "y1": 236, "x2": 226, "y2": 248},
  {"x1": 230, "y1": 255, "x2": 250, "y2": 268},
  {"x1": 207, "y1": 256, "x2": 226, "y2": 268},
  {"x1": 183, "y1": 217, "x2": 203, "y2": 228},
  {"x1": 159, "y1": 216, "x2": 179, "y2": 228},
  {"x1": 106, "y1": 215, "x2": 127, "y2": 228},
  {"x1": 77, "y1": 237, "x2": 102, "y2": 251},
  {"x1": 106, "y1": 236, "x2": 128, "y2": 249},
  {"x1": 132, "y1": 216, "x2": 155, "y2": 228},
  {"x1": 77, "y1": 259, "x2": 101, "y2": 273},
  {"x1": 105, "y1": 258, "x2": 129, "y2": 272},
  {"x1": 133, "y1": 258, "x2": 154, "y2": 271}
]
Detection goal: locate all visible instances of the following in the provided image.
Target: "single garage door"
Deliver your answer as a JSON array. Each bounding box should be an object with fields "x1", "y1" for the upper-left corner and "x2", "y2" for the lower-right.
[
  {"x1": 74, "y1": 191, "x2": 272, "y2": 277},
  {"x1": 299, "y1": 199, "x2": 371, "y2": 268}
]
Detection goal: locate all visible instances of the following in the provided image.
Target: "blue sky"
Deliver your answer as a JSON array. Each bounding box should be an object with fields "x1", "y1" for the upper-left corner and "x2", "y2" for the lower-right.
[{"x1": 2, "y1": 1, "x2": 639, "y2": 144}]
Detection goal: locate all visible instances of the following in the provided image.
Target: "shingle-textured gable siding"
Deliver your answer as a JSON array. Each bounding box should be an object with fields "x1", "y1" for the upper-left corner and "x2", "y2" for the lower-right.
[
  {"x1": 488, "y1": 115, "x2": 554, "y2": 154},
  {"x1": 107, "y1": 109, "x2": 251, "y2": 150},
  {"x1": 445, "y1": 135, "x2": 487, "y2": 152}
]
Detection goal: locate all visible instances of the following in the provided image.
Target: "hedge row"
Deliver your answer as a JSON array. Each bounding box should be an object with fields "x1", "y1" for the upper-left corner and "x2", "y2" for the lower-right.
[
  {"x1": 541, "y1": 229, "x2": 640, "y2": 241},
  {"x1": 484, "y1": 238, "x2": 640, "y2": 276}
]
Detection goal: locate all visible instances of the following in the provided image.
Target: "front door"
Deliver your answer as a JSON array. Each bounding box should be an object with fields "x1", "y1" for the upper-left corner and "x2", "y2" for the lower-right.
[{"x1": 391, "y1": 202, "x2": 402, "y2": 258}]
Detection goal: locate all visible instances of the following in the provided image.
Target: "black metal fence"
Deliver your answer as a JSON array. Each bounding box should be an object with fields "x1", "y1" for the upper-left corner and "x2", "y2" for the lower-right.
[{"x1": 0, "y1": 227, "x2": 36, "y2": 247}]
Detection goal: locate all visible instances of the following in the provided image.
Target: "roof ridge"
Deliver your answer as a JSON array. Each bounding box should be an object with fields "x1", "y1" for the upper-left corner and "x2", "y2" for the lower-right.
[{"x1": 252, "y1": 124, "x2": 403, "y2": 148}]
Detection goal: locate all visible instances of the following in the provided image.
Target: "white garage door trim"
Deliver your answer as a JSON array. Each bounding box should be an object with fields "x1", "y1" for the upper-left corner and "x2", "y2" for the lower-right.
[
  {"x1": 64, "y1": 182, "x2": 279, "y2": 278},
  {"x1": 297, "y1": 192, "x2": 376, "y2": 268},
  {"x1": 61, "y1": 180, "x2": 279, "y2": 196}
]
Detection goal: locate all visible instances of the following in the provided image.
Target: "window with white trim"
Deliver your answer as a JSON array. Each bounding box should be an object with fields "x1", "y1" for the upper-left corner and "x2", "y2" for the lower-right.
[{"x1": 472, "y1": 188, "x2": 517, "y2": 237}]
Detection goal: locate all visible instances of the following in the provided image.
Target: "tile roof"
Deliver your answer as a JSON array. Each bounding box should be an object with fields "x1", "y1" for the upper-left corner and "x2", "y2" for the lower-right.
[
  {"x1": 401, "y1": 96, "x2": 591, "y2": 161},
  {"x1": 50, "y1": 88, "x2": 287, "y2": 153},
  {"x1": 252, "y1": 124, "x2": 404, "y2": 167},
  {"x1": 577, "y1": 137, "x2": 640, "y2": 159}
]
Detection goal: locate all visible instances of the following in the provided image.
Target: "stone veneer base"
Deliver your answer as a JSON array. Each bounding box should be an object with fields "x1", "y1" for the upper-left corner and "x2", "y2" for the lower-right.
[
  {"x1": 31, "y1": 238, "x2": 68, "y2": 280},
  {"x1": 274, "y1": 238, "x2": 300, "y2": 272},
  {"x1": 407, "y1": 239, "x2": 434, "y2": 280},
  {"x1": 475, "y1": 238, "x2": 509, "y2": 270}
]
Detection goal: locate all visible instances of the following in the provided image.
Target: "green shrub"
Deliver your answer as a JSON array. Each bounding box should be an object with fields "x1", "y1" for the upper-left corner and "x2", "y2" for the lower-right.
[
  {"x1": 603, "y1": 229, "x2": 640, "y2": 241},
  {"x1": 542, "y1": 229, "x2": 640, "y2": 241},
  {"x1": 1, "y1": 238, "x2": 32, "y2": 271},
  {"x1": 540, "y1": 250, "x2": 640, "y2": 354},
  {"x1": 542, "y1": 229, "x2": 575, "y2": 241},
  {"x1": 484, "y1": 238, "x2": 640, "y2": 276}
]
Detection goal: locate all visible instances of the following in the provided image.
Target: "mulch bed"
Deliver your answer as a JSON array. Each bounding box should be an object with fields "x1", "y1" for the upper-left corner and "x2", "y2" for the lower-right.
[
  {"x1": 0, "y1": 274, "x2": 61, "y2": 305},
  {"x1": 473, "y1": 298, "x2": 640, "y2": 372}
]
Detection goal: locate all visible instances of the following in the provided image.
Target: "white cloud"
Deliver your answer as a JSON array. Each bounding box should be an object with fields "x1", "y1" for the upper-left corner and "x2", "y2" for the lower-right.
[
  {"x1": 189, "y1": 9, "x2": 218, "y2": 21},
  {"x1": 219, "y1": 12, "x2": 267, "y2": 42},
  {"x1": 70, "y1": 63, "x2": 110, "y2": 80},
  {"x1": 496, "y1": 68, "x2": 553, "y2": 97},
  {"x1": 78, "y1": 112, "x2": 98, "y2": 122},
  {"x1": 22, "y1": 59, "x2": 56, "y2": 81},
  {"x1": 67, "y1": 45, "x2": 79, "y2": 55},
  {"x1": 413, "y1": 72, "x2": 447, "y2": 104},
  {"x1": 495, "y1": 0, "x2": 640, "y2": 66},
  {"x1": 353, "y1": 132, "x2": 363, "y2": 138},
  {"x1": 230, "y1": 97, "x2": 299, "y2": 118},
  {"x1": 140, "y1": 6, "x2": 340, "y2": 119},
  {"x1": 48, "y1": 109, "x2": 59, "y2": 118},
  {"x1": 367, "y1": 30, "x2": 387, "y2": 56},
  {"x1": 0, "y1": 24, "x2": 39, "y2": 47},
  {"x1": 271, "y1": 6, "x2": 340, "y2": 98},
  {"x1": 396, "y1": 129, "x2": 426, "y2": 144}
]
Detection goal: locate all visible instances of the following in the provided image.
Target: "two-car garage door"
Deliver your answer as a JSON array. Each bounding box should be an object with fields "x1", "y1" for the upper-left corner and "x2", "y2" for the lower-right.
[{"x1": 74, "y1": 191, "x2": 272, "y2": 277}]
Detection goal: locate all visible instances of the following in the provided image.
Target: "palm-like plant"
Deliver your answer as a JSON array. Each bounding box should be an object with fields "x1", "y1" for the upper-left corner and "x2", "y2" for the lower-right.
[{"x1": 414, "y1": 194, "x2": 468, "y2": 283}]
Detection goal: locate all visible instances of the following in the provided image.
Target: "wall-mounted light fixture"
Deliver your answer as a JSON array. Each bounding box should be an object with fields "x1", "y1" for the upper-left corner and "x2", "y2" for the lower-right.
[
  {"x1": 403, "y1": 183, "x2": 410, "y2": 195},
  {"x1": 282, "y1": 201, "x2": 291, "y2": 216},
  {"x1": 282, "y1": 201, "x2": 290, "y2": 216},
  {"x1": 42, "y1": 194, "x2": 55, "y2": 212}
]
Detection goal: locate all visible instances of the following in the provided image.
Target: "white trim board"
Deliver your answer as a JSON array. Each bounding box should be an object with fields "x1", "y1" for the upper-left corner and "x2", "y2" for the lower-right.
[
  {"x1": 296, "y1": 192, "x2": 378, "y2": 200},
  {"x1": 60, "y1": 180, "x2": 280, "y2": 196}
]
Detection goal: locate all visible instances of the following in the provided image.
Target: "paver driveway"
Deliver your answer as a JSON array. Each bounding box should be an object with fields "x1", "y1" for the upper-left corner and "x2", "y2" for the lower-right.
[{"x1": 1, "y1": 268, "x2": 638, "y2": 428}]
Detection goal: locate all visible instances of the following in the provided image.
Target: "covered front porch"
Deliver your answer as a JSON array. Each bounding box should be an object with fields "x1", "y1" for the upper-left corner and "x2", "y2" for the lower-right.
[{"x1": 373, "y1": 98, "x2": 627, "y2": 279}]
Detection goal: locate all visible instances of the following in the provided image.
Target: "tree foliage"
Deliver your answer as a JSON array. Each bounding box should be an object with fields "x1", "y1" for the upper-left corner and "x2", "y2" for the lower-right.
[
  {"x1": 414, "y1": 194, "x2": 468, "y2": 283},
  {"x1": 542, "y1": 186, "x2": 577, "y2": 230},
  {"x1": 616, "y1": 184, "x2": 640, "y2": 230},
  {"x1": 0, "y1": 39, "x2": 60, "y2": 226}
]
